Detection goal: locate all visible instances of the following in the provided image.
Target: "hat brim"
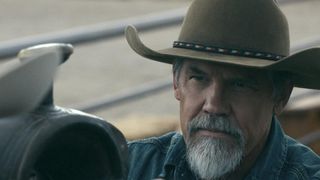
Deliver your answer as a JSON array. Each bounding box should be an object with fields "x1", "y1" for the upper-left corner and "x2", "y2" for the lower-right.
[
  {"x1": 285, "y1": 88, "x2": 320, "y2": 112},
  {"x1": 125, "y1": 25, "x2": 320, "y2": 89}
]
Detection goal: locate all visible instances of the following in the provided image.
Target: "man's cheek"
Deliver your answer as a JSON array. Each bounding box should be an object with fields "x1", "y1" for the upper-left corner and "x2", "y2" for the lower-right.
[
  {"x1": 231, "y1": 110, "x2": 251, "y2": 141},
  {"x1": 180, "y1": 102, "x2": 200, "y2": 120}
]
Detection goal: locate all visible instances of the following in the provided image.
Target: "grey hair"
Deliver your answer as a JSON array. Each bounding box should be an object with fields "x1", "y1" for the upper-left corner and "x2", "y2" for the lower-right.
[
  {"x1": 172, "y1": 59, "x2": 292, "y2": 101},
  {"x1": 172, "y1": 59, "x2": 185, "y2": 87}
]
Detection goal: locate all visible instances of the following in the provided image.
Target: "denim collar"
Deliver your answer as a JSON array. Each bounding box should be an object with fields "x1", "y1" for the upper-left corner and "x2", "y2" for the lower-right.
[
  {"x1": 245, "y1": 117, "x2": 288, "y2": 179},
  {"x1": 160, "y1": 117, "x2": 287, "y2": 179},
  {"x1": 158, "y1": 132, "x2": 192, "y2": 178}
]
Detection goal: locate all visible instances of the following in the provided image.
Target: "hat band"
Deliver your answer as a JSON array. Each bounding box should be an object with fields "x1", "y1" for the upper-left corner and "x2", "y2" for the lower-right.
[{"x1": 173, "y1": 41, "x2": 285, "y2": 61}]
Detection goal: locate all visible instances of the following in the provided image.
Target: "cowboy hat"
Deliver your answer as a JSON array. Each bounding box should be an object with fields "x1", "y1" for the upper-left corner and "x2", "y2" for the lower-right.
[
  {"x1": 285, "y1": 88, "x2": 320, "y2": 112},
  {"x1": 125, "y1": 0, "x2": 320, "y2": 90}
]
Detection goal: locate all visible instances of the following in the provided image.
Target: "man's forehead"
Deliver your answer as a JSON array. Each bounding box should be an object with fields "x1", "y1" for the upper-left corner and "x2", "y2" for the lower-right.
[{"x1": 182, "y1": 60, "x2": 269, "y2": 78}]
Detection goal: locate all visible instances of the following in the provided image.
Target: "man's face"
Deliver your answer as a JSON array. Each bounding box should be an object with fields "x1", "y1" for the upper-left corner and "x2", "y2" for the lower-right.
[{"x1": 174, "y1": 60, "x2": 282, "y2": 178}]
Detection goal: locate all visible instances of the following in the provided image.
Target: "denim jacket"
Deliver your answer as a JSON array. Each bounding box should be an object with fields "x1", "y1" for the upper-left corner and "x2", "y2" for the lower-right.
[{"x1": 127, "y1": 118, "x2": 320, "y2": 179}]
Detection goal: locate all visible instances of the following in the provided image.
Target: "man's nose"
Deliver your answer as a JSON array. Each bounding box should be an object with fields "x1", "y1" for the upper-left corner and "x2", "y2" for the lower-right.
[{"x1": 202, "y1": 83, "x2": 230, "y2": 115}]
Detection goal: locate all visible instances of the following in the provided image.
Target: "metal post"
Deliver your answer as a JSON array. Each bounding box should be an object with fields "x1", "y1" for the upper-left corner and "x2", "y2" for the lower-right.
[
  {"x1": 0, "y1": 8, "x2": 186, "y2": 59},
  {"x1": 74, "y1": 78, "x2": 172, "y2": 112},
  {"x1": 0, "y1": 0, "x2": 306, "y2": 59},
  {"x1": 298, "y1": 130, "x2": 320, "y2": 145}
]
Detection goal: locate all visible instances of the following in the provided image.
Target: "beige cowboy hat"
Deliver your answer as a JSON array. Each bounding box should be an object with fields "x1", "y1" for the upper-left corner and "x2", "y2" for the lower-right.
[
  {"x1": 125, "y1": 0, "x2": 320, "y2": 90},
  {"x1": 285, "y1": 88, "x2": 320, "y2": 112}
]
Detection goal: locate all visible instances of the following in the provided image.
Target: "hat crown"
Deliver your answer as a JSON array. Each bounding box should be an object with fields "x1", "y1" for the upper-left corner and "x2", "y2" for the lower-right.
[{"x1": 178, "y1": 0, "x2": 290, "y2": 56}]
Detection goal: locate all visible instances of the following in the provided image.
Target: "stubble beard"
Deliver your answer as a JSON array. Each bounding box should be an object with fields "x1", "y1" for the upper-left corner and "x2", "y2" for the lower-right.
[{"x1": 186, "y1": 114, "x2": 246, "y2": 179}]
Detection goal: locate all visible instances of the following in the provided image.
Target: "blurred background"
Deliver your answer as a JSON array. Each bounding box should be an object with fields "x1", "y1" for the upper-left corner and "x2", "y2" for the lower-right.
[{"x1": 0, "y1": 0, "x2": 319, "y2": 153}]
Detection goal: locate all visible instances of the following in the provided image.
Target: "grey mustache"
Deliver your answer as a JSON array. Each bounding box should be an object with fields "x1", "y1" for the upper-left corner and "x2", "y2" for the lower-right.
[{"x1": 188, "y1": 114, "x2": 242, "y2": 139}]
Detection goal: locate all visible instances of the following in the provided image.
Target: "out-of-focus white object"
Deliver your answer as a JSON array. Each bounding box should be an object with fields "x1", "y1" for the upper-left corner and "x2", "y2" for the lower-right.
[
  {"x1": 0, "y1": 48, "x2": 61, "y2": 117},
  {"x1": 18, "y1": 43, "x2": 73, "y2": 62},
  {"x1": 285, "y1": 88, "x2": 320, "y2": 112}
]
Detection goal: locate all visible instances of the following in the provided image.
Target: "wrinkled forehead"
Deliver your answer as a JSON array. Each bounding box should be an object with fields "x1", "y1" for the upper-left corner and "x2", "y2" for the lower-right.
[{"x1": 181, "y1": 59, "x2": 272, "y2": 80}]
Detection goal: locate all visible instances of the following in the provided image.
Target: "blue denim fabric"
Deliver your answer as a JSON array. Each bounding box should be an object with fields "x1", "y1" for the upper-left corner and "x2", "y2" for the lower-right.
[{"x1": 127, "y1": 118, "x2": 320, "y2": 179}]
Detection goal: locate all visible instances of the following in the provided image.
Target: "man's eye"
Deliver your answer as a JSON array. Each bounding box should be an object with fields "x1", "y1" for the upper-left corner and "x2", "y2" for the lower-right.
[
  {"x1": 232, "y1": 80, "x2": 257, "y2": 91},
  {"x1": 190, "y1": 75, "x2": 205, "y2": 81},
  {"x1": 233, "y1": 81, "x2": 246, "y2": 88}
]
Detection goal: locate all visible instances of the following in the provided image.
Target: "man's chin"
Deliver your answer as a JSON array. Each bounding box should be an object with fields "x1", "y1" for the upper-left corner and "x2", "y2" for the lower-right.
[
  {"x1": 186, "y1": 137, "x2": 244, "y2": 179},
  {"x1": 190, "y1": 130, "x2": 240, "y2": 148}
]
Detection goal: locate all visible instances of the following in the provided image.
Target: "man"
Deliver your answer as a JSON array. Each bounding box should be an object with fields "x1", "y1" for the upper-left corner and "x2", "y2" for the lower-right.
[{"x1": 125, "y1": 0, "x2": 320, "y2": 179}]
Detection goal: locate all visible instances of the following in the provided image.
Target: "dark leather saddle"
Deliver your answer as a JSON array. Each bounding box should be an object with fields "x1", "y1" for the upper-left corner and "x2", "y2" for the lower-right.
[{"x1": 0, "y1": 44, "x2": 128, "y2": 180}]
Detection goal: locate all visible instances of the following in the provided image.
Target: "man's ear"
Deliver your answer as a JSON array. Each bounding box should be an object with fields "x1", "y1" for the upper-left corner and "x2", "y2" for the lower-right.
[
  {"x1": 173, "y1": 77, "x2": 181, "y2": 101},
  {"x1": 274, "y1": 82, "x2": 294, "y2": 115}
]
